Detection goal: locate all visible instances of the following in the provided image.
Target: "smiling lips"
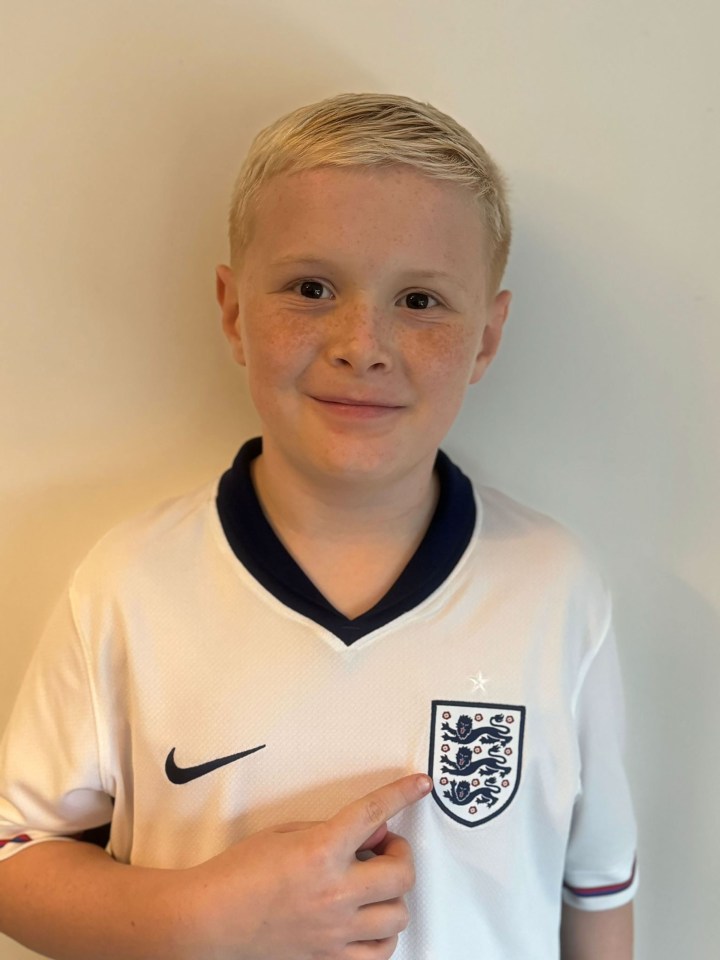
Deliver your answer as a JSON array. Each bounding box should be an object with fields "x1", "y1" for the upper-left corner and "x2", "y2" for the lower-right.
[{"x1": 311, "y1": 394, "x2": 405, "y2": 418}]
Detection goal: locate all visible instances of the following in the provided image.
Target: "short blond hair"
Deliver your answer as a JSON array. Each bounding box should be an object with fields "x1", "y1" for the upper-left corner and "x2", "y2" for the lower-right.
[{"x1": 228, "y1": 92, "x2": 511, "y2": 292}]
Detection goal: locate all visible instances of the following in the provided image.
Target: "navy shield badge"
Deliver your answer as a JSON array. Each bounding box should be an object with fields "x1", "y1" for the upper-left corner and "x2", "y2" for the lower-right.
[{"x1": 428, "y1": 700, "x2": 526, "y2": 826}]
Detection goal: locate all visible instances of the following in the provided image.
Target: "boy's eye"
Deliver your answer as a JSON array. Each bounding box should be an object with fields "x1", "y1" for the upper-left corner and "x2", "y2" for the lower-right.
[
  {"x1": 293, "y1": 280, "x2": 331, "y2": 300},
  {"x1": 292, "y1": 280, "x2": 439, "y2": 310},
  {"x1": 403, "y1": 290, "x2": 438, "y2": 310}
]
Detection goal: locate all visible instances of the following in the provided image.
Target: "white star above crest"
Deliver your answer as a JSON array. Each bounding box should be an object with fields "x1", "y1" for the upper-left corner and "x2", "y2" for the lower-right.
[{"x1": 468, "y1": 671, "x2": 490, "y2": 693}]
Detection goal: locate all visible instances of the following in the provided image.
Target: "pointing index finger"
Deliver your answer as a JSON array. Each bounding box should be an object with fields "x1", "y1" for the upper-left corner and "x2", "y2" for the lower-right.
[{"x1": 327, "y1": 774, "x2": 432, "y2": 855}]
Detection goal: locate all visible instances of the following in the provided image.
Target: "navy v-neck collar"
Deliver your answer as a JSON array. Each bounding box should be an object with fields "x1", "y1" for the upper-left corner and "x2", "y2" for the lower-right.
[{"x1": 216, "y1": 437, "x2": 476, "y2": 645}]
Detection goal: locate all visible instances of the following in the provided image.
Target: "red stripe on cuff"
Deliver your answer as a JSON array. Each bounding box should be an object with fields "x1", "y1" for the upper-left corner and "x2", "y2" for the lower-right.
[
  {"x1": 0, "y1": 834, "x2": 32, "y2": 849},
  {"x1": 564, "y1": 857, "x2": 637, "y2": 898}
]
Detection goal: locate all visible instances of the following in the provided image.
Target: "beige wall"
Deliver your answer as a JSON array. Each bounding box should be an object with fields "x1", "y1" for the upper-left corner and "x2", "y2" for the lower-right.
[{"x1": 2, "y1": 2, "x2": 718, "y2": 957}]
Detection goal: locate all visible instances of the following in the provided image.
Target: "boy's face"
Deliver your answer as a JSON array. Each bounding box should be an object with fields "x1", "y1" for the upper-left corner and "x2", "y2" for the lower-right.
[{"x1": 218, "y1": 164, "x2": 510, "y2": 487}]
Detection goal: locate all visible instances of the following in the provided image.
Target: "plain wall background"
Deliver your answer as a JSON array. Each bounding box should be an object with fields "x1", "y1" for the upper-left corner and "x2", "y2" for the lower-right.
[{"x1": 1, "y1": 1, "x2": 718, "y2": 956}]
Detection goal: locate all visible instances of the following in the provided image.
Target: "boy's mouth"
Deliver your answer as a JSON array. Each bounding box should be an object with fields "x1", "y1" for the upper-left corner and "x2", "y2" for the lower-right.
[
  {"x1": 311, "y1": 395, "x2": 405, "y2": 418},
  {"x1": 313, "y1": 394, "x2": 402, "y2": 407}
]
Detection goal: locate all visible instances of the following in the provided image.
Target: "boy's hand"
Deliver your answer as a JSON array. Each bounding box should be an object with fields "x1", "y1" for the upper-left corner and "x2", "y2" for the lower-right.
[{"x1": 184, "y1": 773, "x2": 432, "y2": 960}]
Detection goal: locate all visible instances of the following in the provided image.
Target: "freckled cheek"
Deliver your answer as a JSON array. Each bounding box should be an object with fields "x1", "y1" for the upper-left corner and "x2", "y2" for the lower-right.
[
  {"x1": 241, "y1": 317, "x2": 319, "y2": 381},
  {"x1": 402, "y1": 327, "x2": 479, "y2": 391}
]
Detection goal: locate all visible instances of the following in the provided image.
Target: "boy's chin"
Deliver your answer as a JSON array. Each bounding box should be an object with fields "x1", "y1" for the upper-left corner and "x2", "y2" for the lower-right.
[{"x1": 291, "y1": 436, "x2": 438, "y2": 489}]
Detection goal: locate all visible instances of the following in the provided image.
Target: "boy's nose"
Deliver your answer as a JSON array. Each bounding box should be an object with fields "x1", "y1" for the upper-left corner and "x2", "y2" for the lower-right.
[{"x1": 326, "y1": 303, "x2": 393, "y2": 373}]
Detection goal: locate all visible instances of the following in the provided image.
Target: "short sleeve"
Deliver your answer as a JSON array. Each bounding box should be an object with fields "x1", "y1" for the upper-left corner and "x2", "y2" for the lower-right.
[
  {"x1": 0, "y1": 589, "x2": 113, "y2": 862},
  {"x1": 562, "y1": 622, "x2": 639, "y2": 911}
]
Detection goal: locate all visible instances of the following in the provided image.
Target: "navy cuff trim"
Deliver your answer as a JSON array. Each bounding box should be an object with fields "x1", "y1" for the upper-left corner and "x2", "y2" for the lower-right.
[{"x1": 563, "y1": 858, "x2": 637, "y2": 898}]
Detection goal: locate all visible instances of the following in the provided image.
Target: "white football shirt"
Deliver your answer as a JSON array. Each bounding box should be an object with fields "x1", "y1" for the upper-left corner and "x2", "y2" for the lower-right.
[{"x1": 0, "y1": 439, "x2": 637, "y2": 958}]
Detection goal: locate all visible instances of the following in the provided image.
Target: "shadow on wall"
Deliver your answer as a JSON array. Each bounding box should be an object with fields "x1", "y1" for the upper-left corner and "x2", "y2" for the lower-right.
[{"x1": 614, "y1": 560, "x2": 719, "y2": 960}]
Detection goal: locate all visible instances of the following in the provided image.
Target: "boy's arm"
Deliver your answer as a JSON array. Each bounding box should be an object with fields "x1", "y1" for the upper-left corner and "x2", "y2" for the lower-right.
[
  {"x1": 0, "y1": 774, "x2": 429, "y2": 960},
  {"x1": 560, "y1": 902, "x2": 634, "y2": 960},
  {"x1": 0, "y1": 841, "x2": 190, "y2": 960}
]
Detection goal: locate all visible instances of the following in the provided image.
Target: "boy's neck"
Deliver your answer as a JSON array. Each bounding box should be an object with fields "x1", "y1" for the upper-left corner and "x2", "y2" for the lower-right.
[
  {"x1": 250, "y1": 442, "x2": 440, "y2": 547},
  {"x1": 248, "y1": 441, "x2": 440, "y2": 619}
]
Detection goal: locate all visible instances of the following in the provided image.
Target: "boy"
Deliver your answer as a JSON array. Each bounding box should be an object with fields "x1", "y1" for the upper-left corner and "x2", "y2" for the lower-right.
[{"x1": 0, "y1": 93, "x2": 636, "y2": 959}]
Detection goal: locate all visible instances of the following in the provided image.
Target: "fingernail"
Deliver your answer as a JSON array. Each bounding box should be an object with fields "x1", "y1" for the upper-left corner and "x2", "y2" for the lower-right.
[{"x1": 417, "y1": 775, "x2": 433, "y2": 794}]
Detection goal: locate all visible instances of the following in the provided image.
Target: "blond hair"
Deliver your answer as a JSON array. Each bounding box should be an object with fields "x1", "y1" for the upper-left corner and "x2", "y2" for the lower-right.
[{"x1": 228, "y1": 92, "x2": 511, "y2": 291}]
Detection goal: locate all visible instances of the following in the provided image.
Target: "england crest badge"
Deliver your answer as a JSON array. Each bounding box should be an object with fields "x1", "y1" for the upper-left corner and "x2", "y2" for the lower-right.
[{"x1": 428, "y1": 701, "x2": 526, "y2": 827}]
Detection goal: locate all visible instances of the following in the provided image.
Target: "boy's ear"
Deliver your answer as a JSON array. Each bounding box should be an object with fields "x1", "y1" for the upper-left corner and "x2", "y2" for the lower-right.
[
  {"x1": 216, "y1": 264, "x2": 245, "y2": 366},
  {"x1": 469, "y1": 289, "x2": 512, "y2": 385}
]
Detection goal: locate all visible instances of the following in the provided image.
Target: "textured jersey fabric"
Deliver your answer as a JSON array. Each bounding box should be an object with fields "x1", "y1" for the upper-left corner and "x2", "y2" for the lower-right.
[{"x1": 0, "y1": 439, "x2": 637, "y2": 959}]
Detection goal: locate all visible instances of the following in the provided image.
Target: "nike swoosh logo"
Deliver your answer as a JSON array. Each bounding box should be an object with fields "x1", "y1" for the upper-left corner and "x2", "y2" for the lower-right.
[{"x1": 165, "y1": 744, "x2": 266, "y2": 784}]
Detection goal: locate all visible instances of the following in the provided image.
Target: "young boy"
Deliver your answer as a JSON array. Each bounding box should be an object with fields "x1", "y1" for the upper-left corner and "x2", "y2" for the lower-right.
[{"x1": 0, "y1": 93, "x2": 637, "y2": 959}]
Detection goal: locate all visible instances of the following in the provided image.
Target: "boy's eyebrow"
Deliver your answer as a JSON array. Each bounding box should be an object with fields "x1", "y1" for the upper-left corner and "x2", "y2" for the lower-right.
[
  {"x1": 402, "y1": 270, "x2": 468, "y2": 293},
  {"x1": 268, "y1": 254, "x2": 468, "y2": 291},
  {"x1": 268, "y1": 255, "x2": 333, "y2": 268}
]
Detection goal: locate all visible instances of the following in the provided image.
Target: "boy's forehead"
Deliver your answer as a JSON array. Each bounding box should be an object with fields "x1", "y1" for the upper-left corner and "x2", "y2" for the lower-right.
[
  {"x1": 253, "y1": 164, "x2": 479, "y2": 228},
  {"x1": 246, "y1": 164, "x2": 489, "y2": 280}
]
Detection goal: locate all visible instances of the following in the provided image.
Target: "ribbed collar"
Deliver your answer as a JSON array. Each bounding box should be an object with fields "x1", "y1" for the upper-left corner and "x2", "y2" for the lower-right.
[{"x1": 216, "y1": 437, "x2": 476, "y2": 645}]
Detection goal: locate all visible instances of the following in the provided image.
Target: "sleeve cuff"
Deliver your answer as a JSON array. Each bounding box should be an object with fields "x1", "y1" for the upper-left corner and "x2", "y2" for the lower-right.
[
  {"x1": 562, "y1": 858, "x2": 638, "y2": 912},
  {"x1": 0, "y1": 832, "x2": 82, "y2": 863}
]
